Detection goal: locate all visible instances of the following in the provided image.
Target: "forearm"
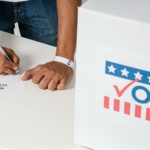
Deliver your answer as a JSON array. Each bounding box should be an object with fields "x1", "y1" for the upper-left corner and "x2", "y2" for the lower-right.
[{"x1": 56, "y1": 0, "x2": 81, "y2": 61}]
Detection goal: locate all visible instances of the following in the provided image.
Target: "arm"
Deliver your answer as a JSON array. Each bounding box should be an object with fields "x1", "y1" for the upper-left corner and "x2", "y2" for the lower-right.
[
  {"x1": 21, "y1": 0, "x2": 82, "y2": 90},
  {"x1": 56, "y1": 0, "x2": 82, "y2": 61}
]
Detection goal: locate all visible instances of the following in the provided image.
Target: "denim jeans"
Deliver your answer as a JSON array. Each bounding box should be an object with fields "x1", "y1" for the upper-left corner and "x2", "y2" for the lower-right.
[{"x1": 0, "y1": 0, "x2": 58, "y2": 46}]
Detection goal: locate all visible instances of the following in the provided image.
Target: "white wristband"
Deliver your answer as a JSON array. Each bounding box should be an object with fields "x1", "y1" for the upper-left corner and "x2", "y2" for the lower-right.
[{"x1": 54, "y1": 56, "x2": 75, "y2": 69}]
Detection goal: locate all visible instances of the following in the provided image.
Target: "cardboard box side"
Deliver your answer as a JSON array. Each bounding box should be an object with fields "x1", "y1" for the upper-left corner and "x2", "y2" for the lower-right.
[
  {"x1": 74, "y1": 8, "x2": 98, "y2": 150},
  {"x1": 95, "y1": 118, "x2": 150, "y2": 150},
  {"x1": 81, "y1": 0, "x2": 150, "y2": 24},
  {"x1": 77, "y1": 7, "x2": 150, "y2": 57},
  {"x1": 75, "y1": 4, "x2": 150, "y2": 150}
]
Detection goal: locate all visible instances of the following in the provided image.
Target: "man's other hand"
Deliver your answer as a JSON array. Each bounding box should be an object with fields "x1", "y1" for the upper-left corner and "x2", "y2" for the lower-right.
[
  {"x1": 0, "y1": 47, "x2": 20, "y2": 75},
  {"x1": 21, "y1": 61, "x2": 74, "y2": 90}
]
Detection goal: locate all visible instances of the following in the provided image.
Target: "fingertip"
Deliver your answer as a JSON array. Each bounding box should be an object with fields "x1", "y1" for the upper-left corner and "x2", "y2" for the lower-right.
[
  {"x1": 39, "y1": 84, "x2": 47, "y2": 90},
  {"x1": 20, "y1": 72, "x2": 26, "y2": 80},
  {"x1": 21, "y1": 76, "x2": 28, "y2": 81},
  {"x1": 13, "y1": 66, "x2": 19, "y2": 71},
  {"x1": 21, "y1": 76, "x2": 25, "y2": 81},
  {"x1": 57, "y1": 84, "x2": 66, "y2": 90},
  {"x1": 48, "y1": 86, "x2": 56, "y2": 91},
  {"x1": 48, "y1": 83, "x2": 57, "y2": 91},
  {"x1": 21, "y1": 73, "x2": 32, "y2": 81}
]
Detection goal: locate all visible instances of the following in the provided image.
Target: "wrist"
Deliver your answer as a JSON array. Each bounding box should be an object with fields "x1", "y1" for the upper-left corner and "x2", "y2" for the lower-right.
[{"x1": 54, "y1": 56, "x2": 75, "y2": 69}]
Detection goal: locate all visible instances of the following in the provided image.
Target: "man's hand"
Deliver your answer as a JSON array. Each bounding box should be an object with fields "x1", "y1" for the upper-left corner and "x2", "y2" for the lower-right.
[
  {"x1": 0, "y1": 47, "x2": 20, "y2": 75},
  {"x1": 21, "y1": 0, "x2": 80, "y2": 90},
  {"x1": 21, "y1": 61, "x2": 74, "y2": 90}
]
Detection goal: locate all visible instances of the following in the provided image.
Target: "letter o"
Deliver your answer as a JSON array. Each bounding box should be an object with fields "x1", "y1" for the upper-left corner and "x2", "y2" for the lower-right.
[{"x1": 132, "y1": 86, "x2": 150, "y2": 104}]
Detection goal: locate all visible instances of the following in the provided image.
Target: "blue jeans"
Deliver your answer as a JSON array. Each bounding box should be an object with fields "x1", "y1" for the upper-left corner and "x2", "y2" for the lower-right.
[{"x1": 0, "y1": 0, "x2": 58, "y2": 46}]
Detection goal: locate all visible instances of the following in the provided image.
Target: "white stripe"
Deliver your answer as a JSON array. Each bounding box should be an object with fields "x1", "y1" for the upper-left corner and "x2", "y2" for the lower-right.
[{"x1": 54, "y1": 56, "x2": 75, "y2": 69}]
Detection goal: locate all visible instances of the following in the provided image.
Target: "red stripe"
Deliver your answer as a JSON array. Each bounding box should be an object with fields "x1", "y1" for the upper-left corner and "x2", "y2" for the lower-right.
[
  {"x1": 124, "y1": 102, "x2": 130, "y2": 115},
  {"x1": 114, "y1": 99, "x2": 120, "y2": 112},
  {"x1": 104, "y1": 96, "x2": 109, "y2": 109},
  {"x1": 135, "y1": 105, "x2": 142, "y2": 118},
  {"x1": 146, "y1": 108, "x2": 150, "y2": 121}
]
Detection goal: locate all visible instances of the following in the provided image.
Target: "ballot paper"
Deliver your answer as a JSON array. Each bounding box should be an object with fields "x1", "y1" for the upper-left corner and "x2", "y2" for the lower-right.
[{"x1": 0, "y1": 69, "x2": 26, "y2": 93}]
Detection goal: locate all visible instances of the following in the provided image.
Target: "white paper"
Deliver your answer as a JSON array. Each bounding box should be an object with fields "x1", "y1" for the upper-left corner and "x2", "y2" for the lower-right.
[{"x1": 0, "y1": 68, "x2": 26, "y2": 94}]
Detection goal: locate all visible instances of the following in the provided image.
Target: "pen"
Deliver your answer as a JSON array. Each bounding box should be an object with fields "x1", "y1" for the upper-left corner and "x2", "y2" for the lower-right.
[{"x1": 0, "y1": 47, "x2": 20, "y2": 74}]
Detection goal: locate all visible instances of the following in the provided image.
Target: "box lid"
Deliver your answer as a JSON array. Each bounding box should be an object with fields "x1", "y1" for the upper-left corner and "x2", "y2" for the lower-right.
[{"x1": 81, "y1": 0, "x2": 150, "y2": 24}]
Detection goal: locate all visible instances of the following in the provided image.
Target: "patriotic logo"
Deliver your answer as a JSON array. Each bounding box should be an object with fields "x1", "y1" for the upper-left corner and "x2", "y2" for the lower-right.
[
  {"x1": 67, "y1": 60, "x2": 72, "y2": 66},
  {"x1": 103, "y1": 61, "x2": 150, "y2": 121}
]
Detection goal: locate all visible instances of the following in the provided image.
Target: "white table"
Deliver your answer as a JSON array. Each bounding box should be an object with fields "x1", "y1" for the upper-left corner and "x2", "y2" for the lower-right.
[{"x1": 0, "y1": 31, "x2": 89, "y2": 150}]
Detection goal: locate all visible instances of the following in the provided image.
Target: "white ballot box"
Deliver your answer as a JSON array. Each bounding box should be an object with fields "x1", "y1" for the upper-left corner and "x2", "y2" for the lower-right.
[{"x1": 74, "y1": 0, "x2": 150, "y2": 150}]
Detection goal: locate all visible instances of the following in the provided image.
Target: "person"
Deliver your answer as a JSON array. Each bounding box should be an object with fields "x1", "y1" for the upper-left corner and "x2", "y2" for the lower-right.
[{"x1": 0, "y1": 0, "x2": 81, "y2": 90}]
